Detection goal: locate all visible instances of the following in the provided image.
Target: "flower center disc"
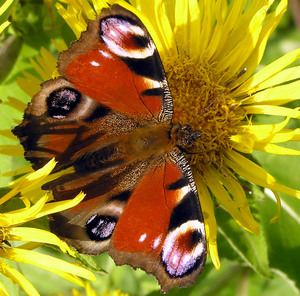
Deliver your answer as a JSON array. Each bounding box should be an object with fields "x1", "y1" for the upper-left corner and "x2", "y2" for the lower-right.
[{"x1": 165, "y1": 55, "x2": 244, "y2": 170}]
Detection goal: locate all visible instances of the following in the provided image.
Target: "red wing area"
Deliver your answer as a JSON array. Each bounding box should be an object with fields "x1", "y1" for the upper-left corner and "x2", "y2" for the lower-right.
[
  {"x1": 63, "y1": 44, "x2": 162, "y2": 118},
  {"x1": 59, "y1": 4, "x2": 173, "y2": 122},
  {"x1": 48, "y1": 160, "x2": 149, "y2": 255},
  {"x1": 109, "y1": 151, "x2": 207, "y2": 292}
]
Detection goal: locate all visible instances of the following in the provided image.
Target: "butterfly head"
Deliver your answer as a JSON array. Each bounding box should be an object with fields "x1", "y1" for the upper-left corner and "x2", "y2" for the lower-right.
[{"x1": 171, "y1": 123, "x2": 201, "y2": 150}]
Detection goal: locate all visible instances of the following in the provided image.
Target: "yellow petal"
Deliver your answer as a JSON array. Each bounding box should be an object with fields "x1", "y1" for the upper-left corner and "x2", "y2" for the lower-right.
[
  {"x1": 154, "y1": 0, "x2": 176, "y2": 56},
  {"x1": 234, "y1": 0, "x2": 288, "y2": 86},
  {"x1": 194, "y1": 169, "x2": 220, "y2": 270},
  {"x1": 3, "y1": 165, "x2": 33, "y2": 177},
  {"x1": 251, "y1": 66, "x2": 300, "y2": 92},
  {"x1": 29, "y1": 57, "x2": 51, "y2": 81},
  {"x1": 224, "y1": 150, "x2": 300, "y2": 199},
  {"x1": 91, "y1": 0, "x2": 109, "y2": 15},
  {"x1": 0, "y1": 145, "x2": 24, "y2": 156},
  {"x1": 0, "y1": 190, "x2": 83, "y2": 227},
  {"x1": 174, "y1": 0, "x2": 189, "y2": 50},
  {"x1": 234, "y1": 48, "x2": 300, "y2": 96},
  {"x1": 204, "y1": 166, "x2": 259, "y2": 234},
  {"x1": 224, "y1": 150, "x2": 276, "y2": 187},
  {"x1": 80, "y1": 0, "x2": 97, "y2": 20},
  {"x1": 0, "y1": 20, "x2": 10, "y2": 33},
  {"x1": 244, "y1": 105, "x2": 300, "y2": 118},
  {"x1": 55, "y1": 2, "x2": 87, "y2": 39},
  {"x1": 0, "y1": 280, "x2": 9, "y2": 296},
  {"x1": 239, "y1": 125, "x2": 300, "y2": 145},
  {"x1": 8, "y1": 227, "x2": 75, "y2": 255},
  {"x1": 212, "y1": 165, "x2": 259, "y2": 233},
  {"x1": 0, "y1": 129, "x2": 17, "y2": 140},
  {"x1": 198, "y1": 0, "x2": 215, "y2": 57},
  {"x1": 240, "y1": 116, "x2": 291, "y2": 137},
  {"x1": 39, "y1": 47, "x2": 58, "y2": 75},
  {"x1": 0, "y1": 0, "x2": 14, "y2": 15},
  {"x1": 243, "y1": 80, "x2": 300, "y2": 105},
  {"x1": 265, "y1": 189, "x2": 282, "y2": 223},
  {"x1": 271, "y1": 183, "x2": 300, "y2": 199},
  {"x1": 268, "y1": 129, "x2": 300, "y2": 143},
  {"x1": 51, "y1": 38, "x2": 68, "y2": 52},
  {"x1": 254, "y1": 142, "x2": 300, "y2": 155},
  {"x1": 35, "y1": 191, "x2": 85, "y2": 218},
  {"x1": 84, "y1": 282, "x2": 98, "y2": 296},
  {"x1": 0, "y1": 261, "x2": 39, "y2": 296},
  {"x1": 3, "y1": 96, "x2": 27, "y2": 112},
  {"x1": 188, "y1": 0, "x2": 202, "y2": 58},
  {"x1": 0, "y1": 195, "x2": 48, "y2": 226},
  {"x1": 230, "y1": 134, "x2": 255, "y2": 153},
  {"x1": 17, "y1": 74, "x2": 41, "y2": 97},
  {"x1": 0, "y1": 160, "x2": 57, "y2": 206},
  {"x1": 16, "y1": 242, "x2": 43, "y2": 250},
  {"x1": 0, "y1": 247, "x2": 96, "y2": 282},
  {"x1": 218, "y1": 1, "x2": 272, "y2": 74}
]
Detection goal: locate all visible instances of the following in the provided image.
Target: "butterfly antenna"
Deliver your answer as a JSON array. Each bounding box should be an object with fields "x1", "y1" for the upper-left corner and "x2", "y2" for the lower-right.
[{"x1": 198, "y1": 68, "x2": 247, "y2": 117}]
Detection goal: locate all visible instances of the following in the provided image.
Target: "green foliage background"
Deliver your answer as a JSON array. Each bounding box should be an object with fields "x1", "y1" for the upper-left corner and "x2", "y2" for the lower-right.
[{"x1": 0, "y1": 0, "x2": 299, "y2": 295}]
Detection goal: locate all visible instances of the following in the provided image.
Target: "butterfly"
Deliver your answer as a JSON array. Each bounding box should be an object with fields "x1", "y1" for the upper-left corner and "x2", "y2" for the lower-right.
[{"x1": 13, "y1": 4, "x2": 207, "y2": 292}]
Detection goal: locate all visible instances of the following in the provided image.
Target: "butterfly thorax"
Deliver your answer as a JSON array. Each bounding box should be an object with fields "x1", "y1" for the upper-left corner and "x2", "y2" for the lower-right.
[
  {"x1": 170, "y1": 123, "x2": 202, "y2": 150},
  {"x1": 126, "y1": 124, "x2": 173, "y2": 160},
  {"x1": 125, "y1": 123, "x2": 201, "y2": 161}
]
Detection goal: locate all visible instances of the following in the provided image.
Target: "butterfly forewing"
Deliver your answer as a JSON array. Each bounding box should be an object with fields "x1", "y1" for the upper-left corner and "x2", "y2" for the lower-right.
[
  {"x1": 13, "y1": 4, "x2": 207, "y2": 292},
  {"x1": 59, "y1": 5, "x2": 173, "y2": 123}
]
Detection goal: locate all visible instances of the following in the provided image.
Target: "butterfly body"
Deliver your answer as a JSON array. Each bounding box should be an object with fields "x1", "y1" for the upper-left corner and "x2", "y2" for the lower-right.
[{"x1": 13, "y1": 4, "x2": 207, "y2": 292}]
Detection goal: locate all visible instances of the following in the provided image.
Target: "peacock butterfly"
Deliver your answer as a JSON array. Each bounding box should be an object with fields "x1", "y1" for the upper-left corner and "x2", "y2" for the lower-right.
[{"x1": 13, "y1": 4, "x2": 207, "y2": 292}]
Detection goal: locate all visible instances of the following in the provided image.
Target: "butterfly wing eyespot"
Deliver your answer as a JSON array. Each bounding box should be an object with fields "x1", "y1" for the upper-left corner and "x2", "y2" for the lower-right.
[
  {"x1": 13, "y1": 3, "x2": 207, "y2": 292},
  {"x1": 100, "y1": 16, "x2": 156, "y2": 59},
  {"x1": 12, "y1": 77, "x2": 112, "y2": 170},
  {"x1": 46, "y1": 87, "x2": 82, "y2": 119},
  {"x1": 162, "y1": 220, "x2": 206, "y2": 278},
  {"x1": 86, "y1": 215, "x2": 117, "y2": 241}
]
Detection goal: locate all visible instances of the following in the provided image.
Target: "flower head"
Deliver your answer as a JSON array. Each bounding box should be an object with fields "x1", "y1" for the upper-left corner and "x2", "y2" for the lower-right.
[{"x1": 53, "y1": 0, "x2": 300, "y2": 271}]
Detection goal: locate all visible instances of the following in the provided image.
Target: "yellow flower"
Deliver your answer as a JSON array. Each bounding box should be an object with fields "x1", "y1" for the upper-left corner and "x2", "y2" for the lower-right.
[
  {"x1": 52, "y1": 0, "x2": 300, "y2": 271},
  {"x1": 0, "y1": 159, "x2": 96, "y2": 296}
]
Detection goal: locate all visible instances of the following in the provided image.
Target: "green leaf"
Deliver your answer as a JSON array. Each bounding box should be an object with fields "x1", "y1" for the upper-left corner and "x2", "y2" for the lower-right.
[
  {"x1": 252, "y1": 125, "x2": 300, "y2": 293},
  {"x1": 258, "y1": 194, "x2": 300, "y2": 292},
  {"x1": 74, "y1": 250, "x2": 107, "y2": 274},
  {"x1": 0, "y1": 35, "x2": 23, "y2": 84},
  {"x1": 215, "y1": 206, "x2": 270, "y2": 278}
]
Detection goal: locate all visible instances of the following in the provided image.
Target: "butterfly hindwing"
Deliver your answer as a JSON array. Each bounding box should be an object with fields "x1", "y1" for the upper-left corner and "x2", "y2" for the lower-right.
[
  {"x1": 110, "y1": 149, "x2": 206, "y2": 292},
  {"x1": 49, "y1": 159, "x2": 151, "y2": 255}
]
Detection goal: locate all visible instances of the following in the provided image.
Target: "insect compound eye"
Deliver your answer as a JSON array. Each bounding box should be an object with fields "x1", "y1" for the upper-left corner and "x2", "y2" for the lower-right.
[{"x1": 47, "y1": 87, "x2": 81, "y2": 119}]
